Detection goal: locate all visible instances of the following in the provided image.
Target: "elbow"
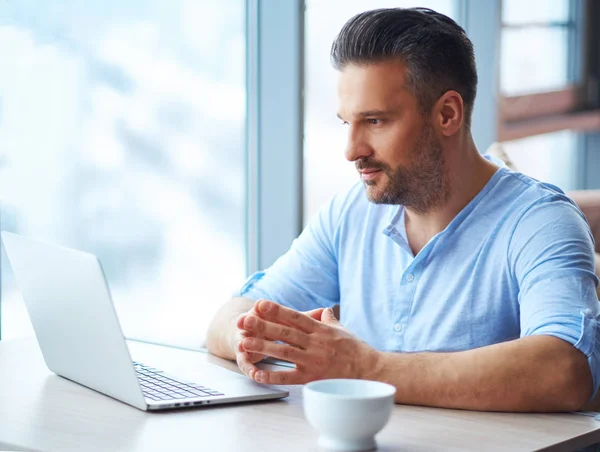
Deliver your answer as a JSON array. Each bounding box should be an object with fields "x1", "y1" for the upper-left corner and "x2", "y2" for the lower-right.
[
  {"x1": 563, "y1": 381, "x2": 592, "y2": 412},
  {"x1": 558, "y1": 353, "x2": 593, "y2": 412}
]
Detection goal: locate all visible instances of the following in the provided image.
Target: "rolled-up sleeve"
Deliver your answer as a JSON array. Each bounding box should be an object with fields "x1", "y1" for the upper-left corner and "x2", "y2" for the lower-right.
[
  {"x1": 235, "y1": 192, "x2": 346, "y2": 312},
  {"x1": 510, "y1": 194, "x2": 600, "y2": 398}
]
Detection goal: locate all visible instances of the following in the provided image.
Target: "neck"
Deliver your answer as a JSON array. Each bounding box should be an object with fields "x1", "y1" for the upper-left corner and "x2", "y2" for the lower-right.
[{"x1": 404, "y1": 136, "x2": 499, "y2": 254}]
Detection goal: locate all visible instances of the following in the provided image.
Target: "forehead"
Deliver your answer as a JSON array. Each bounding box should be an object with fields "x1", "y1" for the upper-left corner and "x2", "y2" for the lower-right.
[{"x1": 337, "y1": 60, "x2": 415, "y2": 112}]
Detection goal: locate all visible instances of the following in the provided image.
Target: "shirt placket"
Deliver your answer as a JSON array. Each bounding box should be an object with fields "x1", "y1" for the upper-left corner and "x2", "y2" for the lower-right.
[
  {"x1": 391, "y1": 260, "x2": 421, "y2": 350},
  {"x1": 384, "y1": 225, "x2": 416, "y2": 350},
  {"x1": 387, "y1": 230, "x2": 439, "y2": 351}
]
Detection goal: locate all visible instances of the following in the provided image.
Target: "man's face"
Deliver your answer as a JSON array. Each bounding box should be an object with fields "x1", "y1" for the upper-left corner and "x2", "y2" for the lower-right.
[{"x1": 337, "y1": 61, "x2": 449, "y2": 213}]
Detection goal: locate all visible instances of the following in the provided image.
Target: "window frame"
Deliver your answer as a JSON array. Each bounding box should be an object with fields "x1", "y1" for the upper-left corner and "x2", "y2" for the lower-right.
[
  {"x1": 497, "y1": 0, "x2": 600, "y2": 141},
  {"x1": 246, "y1": 0, "x2": 304, "y2": 273},
  {"x1": 457, "y1": 0, "x2": 502, "y2": 152}
]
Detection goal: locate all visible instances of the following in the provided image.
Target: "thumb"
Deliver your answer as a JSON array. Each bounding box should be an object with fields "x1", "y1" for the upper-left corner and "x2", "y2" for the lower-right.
[
  {"x1": 304, "y1": 308, "x2": 326, "y2": 321},
  {"x1": 322, "y1": 307, "x2": 340, "y2": 325}
]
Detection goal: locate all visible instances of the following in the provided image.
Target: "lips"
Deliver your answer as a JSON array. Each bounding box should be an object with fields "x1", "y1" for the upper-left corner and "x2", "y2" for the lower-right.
[{"x1": 359, "y1": 168, "x2": 382, "y2": 181}]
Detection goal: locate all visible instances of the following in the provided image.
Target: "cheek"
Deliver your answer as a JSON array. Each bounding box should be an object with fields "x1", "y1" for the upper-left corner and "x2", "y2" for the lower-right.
[{"x1": 374, "y1": 127, "x2": 418, "y2": 166}]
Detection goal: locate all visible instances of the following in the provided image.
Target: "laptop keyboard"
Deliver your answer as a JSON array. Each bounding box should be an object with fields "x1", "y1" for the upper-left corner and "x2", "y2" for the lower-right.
[{"x1": 133, "y1": 362, "x2": 225, "y2": 401}]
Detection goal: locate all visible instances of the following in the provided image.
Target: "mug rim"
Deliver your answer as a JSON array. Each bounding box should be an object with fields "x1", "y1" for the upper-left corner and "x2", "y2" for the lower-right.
[{"x1": 303, "y1": 378, "x2": 397, "y2": 401}]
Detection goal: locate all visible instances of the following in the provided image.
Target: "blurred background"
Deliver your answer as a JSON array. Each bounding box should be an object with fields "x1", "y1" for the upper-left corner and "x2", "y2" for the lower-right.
[{"x1": 1, "y1": 0, "x2": 598, "y2": 349}]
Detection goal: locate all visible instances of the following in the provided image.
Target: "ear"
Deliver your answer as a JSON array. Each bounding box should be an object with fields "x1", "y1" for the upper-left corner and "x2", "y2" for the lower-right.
[{"x1": 434, "y1": 90, "x2": 464, "y2": 137}]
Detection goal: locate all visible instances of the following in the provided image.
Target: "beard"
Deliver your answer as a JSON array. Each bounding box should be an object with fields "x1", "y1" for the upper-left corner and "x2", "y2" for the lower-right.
[{"x1": 358, "y1": 123, "x2": 450, "y2": 213}]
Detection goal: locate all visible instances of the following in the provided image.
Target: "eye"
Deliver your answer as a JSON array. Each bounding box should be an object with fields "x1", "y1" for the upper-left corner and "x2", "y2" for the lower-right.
[
  {"x1": 340, "y1": 120, "x2": 349, "y2": 126},
  {"x1": 367, "y1": 118, "x2": 383, "y2": 125}
]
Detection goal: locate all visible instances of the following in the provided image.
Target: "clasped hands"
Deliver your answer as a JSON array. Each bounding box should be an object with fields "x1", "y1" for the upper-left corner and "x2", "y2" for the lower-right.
[{"x1": 234, "y1": 299, "x2": 379, "y2": 385}]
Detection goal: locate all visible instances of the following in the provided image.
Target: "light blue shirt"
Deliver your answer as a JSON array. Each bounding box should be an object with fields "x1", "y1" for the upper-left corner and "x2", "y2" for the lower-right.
[{"x1": 239, "y1": 163, "x2": 600, "y2": 396}]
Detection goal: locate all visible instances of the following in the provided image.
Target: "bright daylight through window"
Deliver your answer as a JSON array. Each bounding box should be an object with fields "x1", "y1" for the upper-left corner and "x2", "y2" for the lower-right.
[{"x1": 0, "y1": 0, "x2": 246, "y2": 347}]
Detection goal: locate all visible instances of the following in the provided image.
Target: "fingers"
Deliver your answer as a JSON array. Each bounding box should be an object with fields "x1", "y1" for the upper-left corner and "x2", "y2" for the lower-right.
[
  {"x1": 252, "y1": 369, "x2": 306, "y2": 385},
  {"x1": 237, "y1": 320, "x2": 276, "y2": 343},
  {"x1": 241, "y1": 337, "x2": 311, "y2": 366},
  {"x1": 236, "y1": 349, "x2": 259, "y2": 379},
  {"x1": 234, "y1": 318, "x2": 264, "y2": 379},
  {"x1": 304, "y1": 308, "x2": 326, "y2": 321},
  {"x1": 254, "y1": 300, "x2": 321, "y2": 333},
  {"x1": 241, "y1": 315, "x2": 311, "y2": 349},
  {"x1": 237, "y1": 313, "x2": 253, "y2": 330},
  {"x1": 236, "y1": 338, "x2": 264, "y2": 363}
]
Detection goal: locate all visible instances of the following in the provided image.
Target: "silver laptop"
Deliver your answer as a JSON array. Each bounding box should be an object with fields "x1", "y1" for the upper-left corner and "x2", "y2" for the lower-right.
[{"x1": 1, "y1": 231, "x2": 288, "y2": 411}]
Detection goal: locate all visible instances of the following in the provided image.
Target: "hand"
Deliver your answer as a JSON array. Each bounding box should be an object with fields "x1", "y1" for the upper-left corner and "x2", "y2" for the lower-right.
[
  {"x1": 238, "y1": 300, "x2": 380, "y2": 385},
  {"x1": 232, "y1": 305, "x2": 267, "y2": 379},
  {"x1": 233, "y1": 300, "x2": 325, "y2": 381}
]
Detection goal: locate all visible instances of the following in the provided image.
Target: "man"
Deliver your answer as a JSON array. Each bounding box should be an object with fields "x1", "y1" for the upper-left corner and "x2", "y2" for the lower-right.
[{"x1": 207, "y1": 7, "x2": 600, "y2": 412}]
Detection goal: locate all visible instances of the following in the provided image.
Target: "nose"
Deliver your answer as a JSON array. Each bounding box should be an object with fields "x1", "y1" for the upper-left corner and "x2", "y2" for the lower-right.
[{"x1": 344, "y1": 125, "x2": 373, "y2": 162}]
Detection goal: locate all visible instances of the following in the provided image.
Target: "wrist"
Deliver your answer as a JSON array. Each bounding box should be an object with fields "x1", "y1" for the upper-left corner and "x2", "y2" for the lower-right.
[{"x1": 359, "y1": 348, "x2": 385, "y2": 381}]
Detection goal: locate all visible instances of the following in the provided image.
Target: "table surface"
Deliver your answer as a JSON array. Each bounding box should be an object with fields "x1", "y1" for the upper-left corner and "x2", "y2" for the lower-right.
[{"x1": 1, "y1": 337, "x2": 600, "y2": 452}]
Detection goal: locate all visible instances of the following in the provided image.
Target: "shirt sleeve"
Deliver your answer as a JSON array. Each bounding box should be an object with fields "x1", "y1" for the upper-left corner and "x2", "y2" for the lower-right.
[
  {"x1": 509, "y1": 193, "x2": 600, "y2": 398},
  {"x1": 235, "y1": 190, "x2": 349, "y2": 311}
]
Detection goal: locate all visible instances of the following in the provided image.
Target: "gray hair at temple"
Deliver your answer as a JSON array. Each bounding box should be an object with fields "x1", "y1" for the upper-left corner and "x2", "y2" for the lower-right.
[{"x1": 331, "y1": 8, "x2": 478, "y2": 128}]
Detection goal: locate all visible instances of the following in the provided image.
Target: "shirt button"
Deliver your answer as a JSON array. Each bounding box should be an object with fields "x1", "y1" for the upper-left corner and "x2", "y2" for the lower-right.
[
  {"x1": 393, "y1": 323, "x2": 403, "y2": 332},
  {"x1": 406, "y1": 273, "x2": 414, "y2": 282}
]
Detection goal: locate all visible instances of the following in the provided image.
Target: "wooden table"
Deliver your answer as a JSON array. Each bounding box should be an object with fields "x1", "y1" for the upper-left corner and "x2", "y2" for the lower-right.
[{"x1": 0, "y1": 337, "x2": 599, "y2": 451}]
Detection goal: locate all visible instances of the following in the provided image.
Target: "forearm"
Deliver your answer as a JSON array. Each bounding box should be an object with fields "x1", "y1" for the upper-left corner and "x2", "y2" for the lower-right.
[
  {"x1": 367, "y1": 335, "x2": 592, "y2": 412},
  {"x1": 206, "y1": 297, "x2": 255, "y2": 360}
]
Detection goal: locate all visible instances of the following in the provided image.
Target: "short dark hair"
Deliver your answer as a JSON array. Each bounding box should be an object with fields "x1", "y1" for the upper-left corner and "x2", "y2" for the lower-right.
[{"x1": 331, "y1": 8, "x2": 478, "y2": 128}]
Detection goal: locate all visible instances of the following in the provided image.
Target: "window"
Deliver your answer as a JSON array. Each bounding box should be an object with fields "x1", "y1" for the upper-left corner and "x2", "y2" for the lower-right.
[
  {"x1": 496, "y1": 0, "x2": 598, "y2": 191},
  {"x1": 498, "y1": 0, "x2": 600, "y2": 142},
  {"x1": 500, "y1": 0, "x2": 572, "y2": 97},
  {"x1": 501, "y1": 131, "x2": 581, "y2": 192},
  {"x1": 303, "y1": 1, "x2": 458, "y2": 223},
  {"x1": 0, "y1": 1, "x2": 246, "y2": 347}
]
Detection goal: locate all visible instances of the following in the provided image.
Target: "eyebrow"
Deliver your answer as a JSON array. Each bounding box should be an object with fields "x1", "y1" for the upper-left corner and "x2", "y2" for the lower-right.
[{"x1": 336, "y1": 109, "x2": 397, "y2": 120}]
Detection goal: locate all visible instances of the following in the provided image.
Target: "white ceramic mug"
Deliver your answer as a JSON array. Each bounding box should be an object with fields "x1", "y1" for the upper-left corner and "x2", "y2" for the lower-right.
[{"x1": 303, "y1": 379, "x2": 396, "y2": 451}]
